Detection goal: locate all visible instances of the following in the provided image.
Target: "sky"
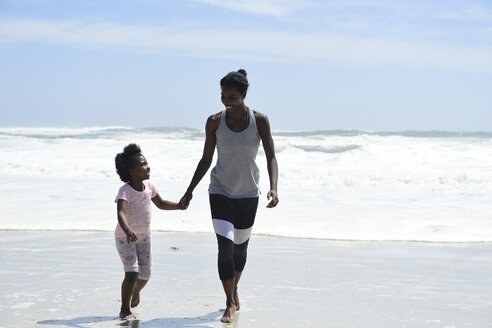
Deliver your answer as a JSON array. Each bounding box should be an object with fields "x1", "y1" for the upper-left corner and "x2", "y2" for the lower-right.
[{"x1": 0, "y1": 0, "x2": 491, "y2": 131}]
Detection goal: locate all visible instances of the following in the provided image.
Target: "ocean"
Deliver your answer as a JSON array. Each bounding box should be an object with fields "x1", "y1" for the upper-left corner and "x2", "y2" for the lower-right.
[{"x1": 1, "y1": 126, "x2": 491, "y2": 242}]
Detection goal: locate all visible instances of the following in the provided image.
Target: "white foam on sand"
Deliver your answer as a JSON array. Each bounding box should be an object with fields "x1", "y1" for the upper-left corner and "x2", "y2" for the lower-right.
[
  {"x1": 10, "y1": 302, "x2": 34, "y2": 309},
  {"x1": 0, "y1": 231, "x2": 491, "y2": 327}
]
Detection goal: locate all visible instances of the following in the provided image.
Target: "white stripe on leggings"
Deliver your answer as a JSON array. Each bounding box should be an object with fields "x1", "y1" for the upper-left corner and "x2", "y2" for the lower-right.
[{"x1": 212, "y1": 218, "x2": 253, "y2": 245}]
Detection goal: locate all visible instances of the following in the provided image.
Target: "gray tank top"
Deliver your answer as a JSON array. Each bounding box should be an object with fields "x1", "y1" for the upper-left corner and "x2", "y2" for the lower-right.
[{"x1": 208, "y1": 108, "x2": 261, "y2": 198}]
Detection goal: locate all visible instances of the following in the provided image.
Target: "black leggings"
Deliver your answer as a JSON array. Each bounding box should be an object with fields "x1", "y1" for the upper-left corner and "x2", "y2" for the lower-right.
[
  {"x1": 216, "y1": 234, "x2": 250, "y2": 281},
  {"x1": 210, "y1": 194, "x2": 259, "y2": 281}
]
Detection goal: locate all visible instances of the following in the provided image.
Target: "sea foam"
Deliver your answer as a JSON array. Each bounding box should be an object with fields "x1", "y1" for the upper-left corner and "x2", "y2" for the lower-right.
[{"x1": 0, "y1": 127, "x2": 491, "y2": 242}]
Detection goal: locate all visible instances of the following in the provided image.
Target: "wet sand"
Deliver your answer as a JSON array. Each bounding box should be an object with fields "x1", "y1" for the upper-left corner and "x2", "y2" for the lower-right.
[{"x1": 0, "y1": 231, "x2": 491, "y2": 327}]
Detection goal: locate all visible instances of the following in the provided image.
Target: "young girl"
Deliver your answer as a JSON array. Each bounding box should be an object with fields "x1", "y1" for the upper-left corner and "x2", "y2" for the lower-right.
[{"x1": 114, "y1": 143, "x2": 184, "y2": 320}]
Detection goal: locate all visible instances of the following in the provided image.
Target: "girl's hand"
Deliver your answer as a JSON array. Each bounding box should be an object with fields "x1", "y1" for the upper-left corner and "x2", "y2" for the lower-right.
[
  {"x1": 177, "y1": 201, "x2": 187, "y2": 210},
  {"x1": 126, "y1": 231, "x2": 138, "y2": 243},
  {"x1": 266, "y1": 190, "x2": 279, "y2": 208},
  {"x1": 179, "y1": 191, "x2": 193, "y2": 209}
]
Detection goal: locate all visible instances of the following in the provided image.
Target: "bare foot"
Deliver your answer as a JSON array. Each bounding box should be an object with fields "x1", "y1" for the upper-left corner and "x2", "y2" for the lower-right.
[
  {"x1": 130, "y1": 292, "x2": 140, "y2": 308},
  {"x1": 119, "y1": 306, "x2": 136, "y2": 320},
  {"x1": 234, "y1": 286, "x2": 240, "y2": 310},
  {"x1": 220, "y1": 304, "x2": 236, "y2": 323}
]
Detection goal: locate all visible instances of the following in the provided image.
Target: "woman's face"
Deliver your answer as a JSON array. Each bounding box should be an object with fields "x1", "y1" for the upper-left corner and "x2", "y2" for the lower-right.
[{"x1": 221, "y1": 86, "x2": 246, "y2": 110}]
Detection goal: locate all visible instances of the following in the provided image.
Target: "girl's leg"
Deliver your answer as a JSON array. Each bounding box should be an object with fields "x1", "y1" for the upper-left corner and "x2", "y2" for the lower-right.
[
  {"x1": 115, "y1": 237, "x2": 139, "y2": 319},
  {"x1": 120, "y1": 272, "x2": 138, "y2": 318},
  {"x1": 131, "y1": 278, "x2": 148, "y2": 308},
  {"x1": 132, "y1": 234, "x2": 152, "y2": 308}
]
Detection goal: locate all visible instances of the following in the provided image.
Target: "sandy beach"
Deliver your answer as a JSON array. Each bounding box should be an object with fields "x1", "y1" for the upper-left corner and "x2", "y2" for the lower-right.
[{"x1": 0, "y1": 231, "x2": 490, "y2": 327}]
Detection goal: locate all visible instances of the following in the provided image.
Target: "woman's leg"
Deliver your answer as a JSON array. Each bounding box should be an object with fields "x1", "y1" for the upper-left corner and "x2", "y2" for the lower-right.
[
  {"x1": 216, "y1": 234, "x2": 237, "y2": 323},
  {"x1": 231, "y1": 197, "x2": 258, "y2": 312},
  {"x1": 220, "y1": 278, "x2": 236, "y2": 323},
  {"x1": 232, "y1": 239, "x2": 249, "y2": 310},
  {"x1": 210, "y1": 195, "x2": 258, "y2": 323}
]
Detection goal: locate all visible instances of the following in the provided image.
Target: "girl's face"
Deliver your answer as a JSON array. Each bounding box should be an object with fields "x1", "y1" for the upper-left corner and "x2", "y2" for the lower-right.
[
  {"x1": 129, "y1": 155, "x2": 150, "y2": 181},
  {"x1": 221, "y1": 86, "x2": 246, "y2": 111}
]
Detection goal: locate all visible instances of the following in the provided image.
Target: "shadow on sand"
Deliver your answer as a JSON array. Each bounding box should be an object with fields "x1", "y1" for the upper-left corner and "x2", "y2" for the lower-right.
[
  {"x1": 37, "y1": 316, "x2": 118, "y2": 327},
  {"x1": 37, "y1": 310, "x2": 233, "y2": 327}
]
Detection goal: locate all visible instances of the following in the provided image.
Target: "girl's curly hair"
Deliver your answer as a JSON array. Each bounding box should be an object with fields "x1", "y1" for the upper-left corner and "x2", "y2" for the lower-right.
[{"x1": 115, "y1": 143, "x2": 143, "y2": 183}]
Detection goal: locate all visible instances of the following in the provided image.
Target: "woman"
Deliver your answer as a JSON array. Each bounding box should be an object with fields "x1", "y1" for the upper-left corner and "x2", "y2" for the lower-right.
[{"x1": 179, "y1": 69, "x2": 279, "y2": 323}]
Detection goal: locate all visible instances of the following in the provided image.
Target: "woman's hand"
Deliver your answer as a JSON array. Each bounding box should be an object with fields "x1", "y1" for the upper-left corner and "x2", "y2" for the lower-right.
[
  {"x1": 266, "y1": 190, "x2": 279, "y2": 208},
  {"x1": 179, "y1": 191, "x2": 193, "y2": 209}
]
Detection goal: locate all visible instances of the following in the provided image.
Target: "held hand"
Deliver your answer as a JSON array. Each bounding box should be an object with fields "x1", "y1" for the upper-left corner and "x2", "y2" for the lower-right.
[
  {"x1": 126, "y1": 231, "x2": 138, "y2": 243},
  {"x1": 179, "y1": 191, "x2": 193, "y2": 209},
  {"x1": 266, "y1": 190, "x2": 279, "y2": 208},
  {"x1": 177, "y1": 199, "x2": 188, "y2": 210}
]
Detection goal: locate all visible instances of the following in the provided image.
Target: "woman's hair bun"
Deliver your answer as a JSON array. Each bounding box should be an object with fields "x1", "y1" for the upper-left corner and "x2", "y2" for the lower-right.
[{"x1": 220, "y1": 69, "x2": 249, "y2": 93}]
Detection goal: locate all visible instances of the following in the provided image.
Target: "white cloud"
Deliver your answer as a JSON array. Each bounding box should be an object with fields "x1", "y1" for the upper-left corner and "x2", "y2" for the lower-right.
[
  {"x1": 194, "y1": 0, "x2": 313, "y2": 17},
  {"x1": 1, "y1": 18, "x2": 491, "y2": 72}
]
